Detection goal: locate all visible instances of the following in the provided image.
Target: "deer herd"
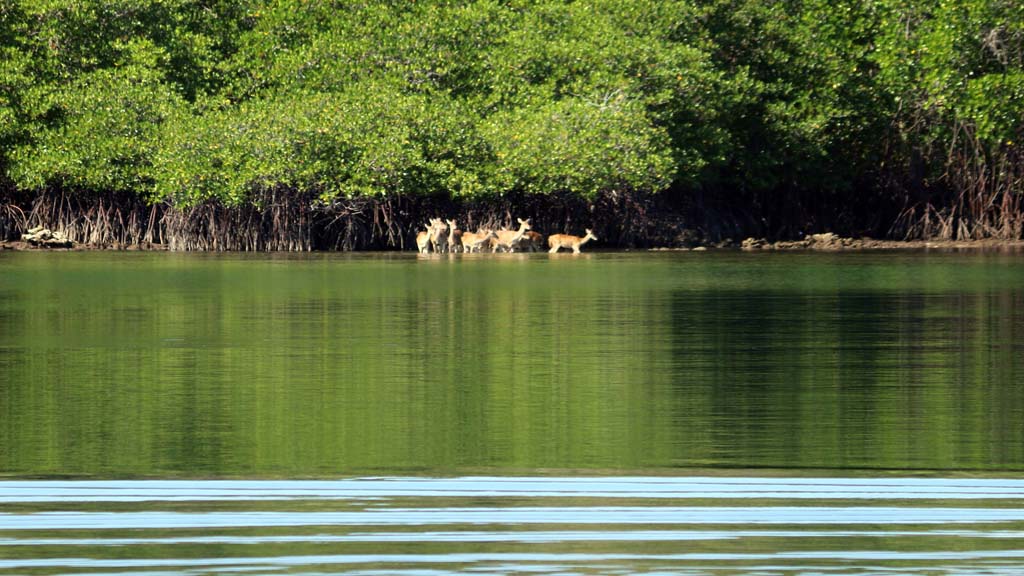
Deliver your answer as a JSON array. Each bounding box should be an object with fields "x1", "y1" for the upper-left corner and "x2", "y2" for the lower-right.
[{"x1": 416, "y1": 218, "x2": 599, "y2": 254}]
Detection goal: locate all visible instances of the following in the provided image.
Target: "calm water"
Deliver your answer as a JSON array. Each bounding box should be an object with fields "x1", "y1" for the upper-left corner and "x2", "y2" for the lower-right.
[{"x1": 2, "y1": 250, "x2": 1024, "y2": 573}]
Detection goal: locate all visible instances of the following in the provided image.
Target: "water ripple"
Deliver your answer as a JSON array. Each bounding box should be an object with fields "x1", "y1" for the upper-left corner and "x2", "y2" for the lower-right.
[
  {"x1": 1, "y1": 477, "x2": 1023, "y2": 502},
  {"x1": 2, "y1": 477, "x2": 1024, "y2": 574}
]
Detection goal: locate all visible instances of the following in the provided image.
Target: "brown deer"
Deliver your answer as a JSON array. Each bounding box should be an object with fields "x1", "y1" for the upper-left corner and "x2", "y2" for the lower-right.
[
  {"x1": 429, "y1": 218, "x2": 449, "y2": 254},
  {"x1": 548, "y1": 229, "x2": 598, "y2": 253},
  {"x1": 461, "y1": 229, "x2": 498, "y2": 253},
  {"x1": 416, "y1": 221, "x2": 436, "y2": 253},
  {"x1": 446, "y1": 219, "x2": 463, "y2": 253},
  {"x1": 520, "y1": 230, "x2": 544, "y2": 252},
  {"x1": 492, "y1": 218, "x2": 532, "y2": 252}
]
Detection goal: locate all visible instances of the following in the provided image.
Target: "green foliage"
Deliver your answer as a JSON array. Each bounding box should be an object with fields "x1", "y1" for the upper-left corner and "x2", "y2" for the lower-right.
[
  {"x1": 0, "y1": 3, "x2": 31, "y2": 178},
  {"x1": 962, "y1": 73, "x2": 1024, "y2": 145},
  {"x1": 154, "y1": 85, "x2": 489, "y2": 205},
  {"x1": 483, "y1": 98, "x2": 676, "y2": 198},
  {"x1": 1, "y1": 0, "x2": 1022, "y2": 236},
  {"x1": 19, "y1": 0, "x2": 249, "y2": 97},
  {"x1": 874, "y1": 0, "x2": 1024, "y2": 146},
  {"x1": 10, "y1": 41, "x2": 185, "y2": 192},
  {"x1": 699, "y1": 0, "x2": 888, "y2": 194}
]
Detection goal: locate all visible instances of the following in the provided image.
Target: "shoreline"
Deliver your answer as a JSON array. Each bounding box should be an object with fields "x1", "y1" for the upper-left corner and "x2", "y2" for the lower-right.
[
  {"x1": 732, "y1": 233, "x2": 1024, "y2": 252},
  {"x1": 5, "y1": 236, "x2": 1024, "y2": 253},
  {"x1": 6, "y1": 191, "x2": 1023, "y2": 254}
]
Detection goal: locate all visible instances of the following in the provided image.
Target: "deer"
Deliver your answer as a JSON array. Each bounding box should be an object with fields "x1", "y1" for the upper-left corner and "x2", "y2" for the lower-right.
[
  {"x1": 446, "y1": 219, "x2": 463, "y2": 253},
  {"x1": 492, "y1": 218, "x2": 532, "y2": 252},
  {"x1": 461, "y1": 229, "x2": 498, "y2": 253},
  {"x1": 416, "y1": 221, "x2": 436, "y2": 253},
  {"x1": 429, "y1": 218, "x2": 449, "y2": 254},
  {"x1": 520, "y1": 230, "x2": 544, "y2": 252},
  {"x1": 548, "y1": 228, "x2": 598, "y2": 253}
]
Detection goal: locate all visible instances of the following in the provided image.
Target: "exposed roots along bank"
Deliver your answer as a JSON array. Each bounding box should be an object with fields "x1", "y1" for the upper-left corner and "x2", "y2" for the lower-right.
[
  {"x1": 5, "y1": 176, "x2": 1023, "y2": 250},
  {"x1": 0, "y1": 190, "x2": 693, "y2": 250},
  {"x1": 889, "y1": 134, "x2": 1024, "y2": 241},
  {"x1": 0, "y1": 202, "x2": 26, "y2": 241}
]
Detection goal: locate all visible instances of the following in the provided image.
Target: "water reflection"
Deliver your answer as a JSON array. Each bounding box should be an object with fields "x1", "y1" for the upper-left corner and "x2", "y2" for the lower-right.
[
  {"x1": 1, "y1": 252, "x2": 1024, "y2": 476},
  {"x1": 3, "y1": 250, "x2": 1024, "y2": 572},
  {"x1": 667, "y1": 288, "x2": 1024, "y2": 470}
]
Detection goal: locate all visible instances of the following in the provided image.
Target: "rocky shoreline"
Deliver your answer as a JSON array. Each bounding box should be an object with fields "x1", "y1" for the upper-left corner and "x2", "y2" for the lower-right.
[
  {"x1": 1, "y1": 240, "x2": 166, "y2": 251},
  {"x1": 651, "y1": 234, "x2": 1024, "y2": 250},
  {"x1": 653, "y1": 233, "x2": 1024, "y2": 252},
  {"x1": 735, "y1": 233, "x2": 1024, "y2": 251}
]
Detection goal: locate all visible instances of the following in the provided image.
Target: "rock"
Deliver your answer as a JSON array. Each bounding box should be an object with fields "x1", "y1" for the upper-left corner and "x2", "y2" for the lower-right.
[
  {"x1": 674, "y1": 228, "x2": 702, "y2": 248},
  {"x1": 21, "y1": 227, "x2": 73, "y2": 248},
  {"x1": 807, "y1": 232, "x2": 844, "y2": 249},
  {"x1": 775, "y1": 239, "x2": 811, "y2": 249},
  {"x1": 692, "y1": 246, "x2": 707, "y2": 251},
  {"x1": 741, "y1": 237, "x2": 768, "y2": 250}
]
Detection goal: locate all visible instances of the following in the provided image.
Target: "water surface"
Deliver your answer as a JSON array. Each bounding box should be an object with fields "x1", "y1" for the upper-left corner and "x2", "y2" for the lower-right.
[
  {"x1": 3, "y1": 478, "x2": 1024, "y2": 574},
  {"x1": 1, "y1": 250, "x2": 1024, "y2": 573}
]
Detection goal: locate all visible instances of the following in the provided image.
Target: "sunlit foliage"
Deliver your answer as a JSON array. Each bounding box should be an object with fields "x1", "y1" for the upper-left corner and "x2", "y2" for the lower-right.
[{"x1": 1, "y1": 0, "x2": 1021, "y2": 238}]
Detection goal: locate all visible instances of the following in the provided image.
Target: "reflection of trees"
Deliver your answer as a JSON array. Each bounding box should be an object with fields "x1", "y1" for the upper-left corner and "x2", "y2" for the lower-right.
[
  {"x1": 667, "y1": 283, "x2": 1024, "y2": 471},
  {"x1": 2, "y1": 254, "x2": 1024, "y2": 476}
]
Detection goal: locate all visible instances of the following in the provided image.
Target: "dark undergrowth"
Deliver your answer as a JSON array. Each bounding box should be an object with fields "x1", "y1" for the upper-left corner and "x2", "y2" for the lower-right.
[
  {"x1": 1, "y1": 189, "x2": 700, "y2": 251},
  {"x1": 2, "y1": 179, "x2": 1022, "y2": 251}
]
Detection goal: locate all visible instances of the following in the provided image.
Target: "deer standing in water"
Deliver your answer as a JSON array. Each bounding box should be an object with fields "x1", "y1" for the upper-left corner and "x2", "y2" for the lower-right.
[
  {"x1": 492, "y1": 218, "x2": 532, "y2": 252},
  {"x1": 520, "y1": 231, "x2": 544, "y2": 252},
  {"x1": 548, "y1": 229, "x2": 598, "y2": 253},
  {"x1": 461, "y1": 229, "x2": 498, "y2": 253},
  {"x1": 416, "y1": 221, "x2": 436, "y2": 253},
  {"x1": 446, "y1": 219, "x2": 463, "y2": 253},
  {"x1": 429, "y1": 218, "x2": 449, "y2": 253}
]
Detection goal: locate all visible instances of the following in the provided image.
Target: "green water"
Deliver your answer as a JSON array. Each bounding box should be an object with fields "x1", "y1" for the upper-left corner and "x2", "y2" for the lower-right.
[
  {"x1": 2, "y1": 250, "x2": 1023, "y2": 477},
  {"x1": 3, "y1": 250, "x2": 1024, "y2": 574}
]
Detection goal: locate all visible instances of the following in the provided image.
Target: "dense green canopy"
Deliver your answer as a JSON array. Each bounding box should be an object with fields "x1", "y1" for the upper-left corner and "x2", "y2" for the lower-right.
[{"x1": 1, "y1": 0, "x2": 1021, "y2": 237}]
